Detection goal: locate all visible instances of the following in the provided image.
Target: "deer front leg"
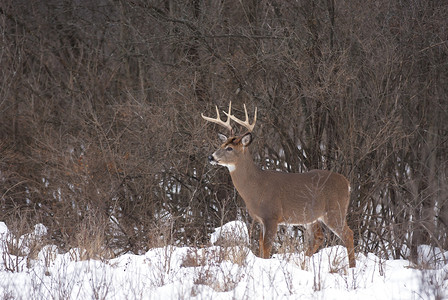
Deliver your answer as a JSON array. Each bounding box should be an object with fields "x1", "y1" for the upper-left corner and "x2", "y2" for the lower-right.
[{"x1": 259, "y1": 220, "x2": 278, "y2": 258}]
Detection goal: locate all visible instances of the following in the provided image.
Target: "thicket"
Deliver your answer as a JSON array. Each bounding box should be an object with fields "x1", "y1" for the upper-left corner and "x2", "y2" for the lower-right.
[{"x1": 1, "y1": 0, "x2": 447, "y2": 261}]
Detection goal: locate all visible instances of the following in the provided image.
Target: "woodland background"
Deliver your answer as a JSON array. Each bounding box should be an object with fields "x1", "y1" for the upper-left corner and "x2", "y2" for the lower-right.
[{"x1": 0, "y1": 0, "x2": 447, "y2": 261}]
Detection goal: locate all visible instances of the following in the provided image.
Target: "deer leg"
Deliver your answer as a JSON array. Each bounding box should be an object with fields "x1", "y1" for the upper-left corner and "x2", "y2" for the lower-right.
[
  {"x1": 259, "y1": 229, "x2": 265, "y2": 257},
  {"x1": 322, "y1": 217, "x2": 356, "y2": 268},
  {"x1": 341, "y1": 224, "x2": 356, "y2": 268},
  {"x1": 305, "y1": 222, "x2": 324, "y2": 256},
  {"x1": 259, "y1": 220, "x2": 277, "y2": 258}
]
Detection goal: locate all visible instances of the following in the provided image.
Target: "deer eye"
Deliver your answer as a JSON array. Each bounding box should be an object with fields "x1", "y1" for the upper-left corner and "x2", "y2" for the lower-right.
[{"x1": 226, "y1": 146, "x2": 233, "y2": 151}]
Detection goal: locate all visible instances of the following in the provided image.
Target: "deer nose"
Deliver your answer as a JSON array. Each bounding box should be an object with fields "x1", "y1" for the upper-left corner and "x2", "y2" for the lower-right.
[{"x1": 208, "y1": 155, "x2": 214, "y2": 162}]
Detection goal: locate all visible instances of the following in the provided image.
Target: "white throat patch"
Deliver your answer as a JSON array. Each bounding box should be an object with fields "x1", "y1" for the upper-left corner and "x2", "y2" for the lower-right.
[
  {"x1": 219, "y1": 163, "x2": 236, "y2": 172},
  {"x1": 226, "y1": 164, "x2": 236, "y2": 172}
]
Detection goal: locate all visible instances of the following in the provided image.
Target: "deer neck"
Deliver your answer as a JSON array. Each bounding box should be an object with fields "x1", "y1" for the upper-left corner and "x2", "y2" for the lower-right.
[{"x1": 228, "y1": 150, "x2": 263, "y2": 192}]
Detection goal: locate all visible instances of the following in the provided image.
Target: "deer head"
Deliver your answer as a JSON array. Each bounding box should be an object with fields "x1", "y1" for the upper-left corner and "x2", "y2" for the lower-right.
[{"x1": 202, "y1": 102, "x2": 257, "y2": 172}]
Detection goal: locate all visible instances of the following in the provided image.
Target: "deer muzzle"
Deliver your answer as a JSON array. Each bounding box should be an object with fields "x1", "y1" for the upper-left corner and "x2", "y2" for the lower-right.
[{"x1": 208, "y1": 155, "x2": 218, "y2": 165}]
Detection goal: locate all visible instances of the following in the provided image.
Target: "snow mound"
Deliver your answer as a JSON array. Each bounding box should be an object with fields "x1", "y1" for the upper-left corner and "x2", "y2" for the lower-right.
[
  {"x1": 210, "y1": 221, "x2": 249, "y2": 246},
  {"x1": 0, "y1": 222, "x2": 8, "y2": 236}
]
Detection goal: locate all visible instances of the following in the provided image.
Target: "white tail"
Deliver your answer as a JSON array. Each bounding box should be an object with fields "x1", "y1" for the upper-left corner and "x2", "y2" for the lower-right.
[{"x1": 202, "y1": 102, "x2": 356, "y2": 268}]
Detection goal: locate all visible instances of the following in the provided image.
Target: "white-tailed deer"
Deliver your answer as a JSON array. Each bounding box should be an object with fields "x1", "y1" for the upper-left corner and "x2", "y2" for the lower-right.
[{"x1": 202, "y1": 102, "x2": 356, "y2": 268}]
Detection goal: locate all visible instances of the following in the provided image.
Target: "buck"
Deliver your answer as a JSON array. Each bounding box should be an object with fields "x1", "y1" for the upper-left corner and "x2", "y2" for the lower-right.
[{"x1": 202, "y1": 102, "x2": 356, "y2": 268}]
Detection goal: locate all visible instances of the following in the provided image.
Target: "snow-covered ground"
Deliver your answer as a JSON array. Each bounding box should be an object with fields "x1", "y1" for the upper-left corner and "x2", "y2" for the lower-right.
[{"x1": 0, "y1": 221, "x2": 447, "y2": 299}]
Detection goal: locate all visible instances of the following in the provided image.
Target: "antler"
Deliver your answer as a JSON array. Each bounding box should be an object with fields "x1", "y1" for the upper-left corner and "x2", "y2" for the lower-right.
[
  {"x1": 202, "y1": 102, "x2": 257, "y2": 133},
  {"x1": 225, "y1": 103, "x2": 257, "y2": 132},
  {"x1": 201, "y1": 102, "x2": 233, "y2": 133}
]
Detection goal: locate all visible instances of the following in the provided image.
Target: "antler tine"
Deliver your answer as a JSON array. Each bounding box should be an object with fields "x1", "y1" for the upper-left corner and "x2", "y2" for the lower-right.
[
  {"x1": 225, "y1": 103, "x2": 257, "y2": 132},
  {"x1": 201, "y1": 102, "x2": 233, "y2": 133}
]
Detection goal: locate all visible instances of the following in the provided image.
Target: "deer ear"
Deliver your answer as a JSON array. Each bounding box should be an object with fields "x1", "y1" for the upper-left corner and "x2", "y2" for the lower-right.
[
  {"x1": 218, "y1": 133, "x2": 228, "y2": 142},
  {"x1": 241, "y1": 132, "x2": 253, "y2": 147}
]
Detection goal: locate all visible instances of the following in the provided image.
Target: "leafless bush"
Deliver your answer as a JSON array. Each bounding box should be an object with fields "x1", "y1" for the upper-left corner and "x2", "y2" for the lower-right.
[{"x1": 0, "y1": 0, "x2": 447, "y2": 261}]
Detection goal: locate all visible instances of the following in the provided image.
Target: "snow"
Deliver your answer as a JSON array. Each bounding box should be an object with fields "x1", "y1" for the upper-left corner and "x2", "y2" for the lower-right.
[
  {"x1": 0, "y1": 221, "x2": 447, "y2": 299},
  {"x1": 211, "y1": 221, "x2": 249, "y2": 245}
]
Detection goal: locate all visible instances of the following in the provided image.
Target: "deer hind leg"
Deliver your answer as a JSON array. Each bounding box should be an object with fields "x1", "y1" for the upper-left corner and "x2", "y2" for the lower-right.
[
  {"x1": 259, "y1": 220, "x2": 278, "y2": 258},
  {"x1": 305, "y1": 222, "x2": 324, "y2": 256},
  {"x1": 342, "y1": 224, "x2": 356, "y2": 268},
  {"x1": 322, "y1": 216, "x2": 356, "y2": 268}
]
